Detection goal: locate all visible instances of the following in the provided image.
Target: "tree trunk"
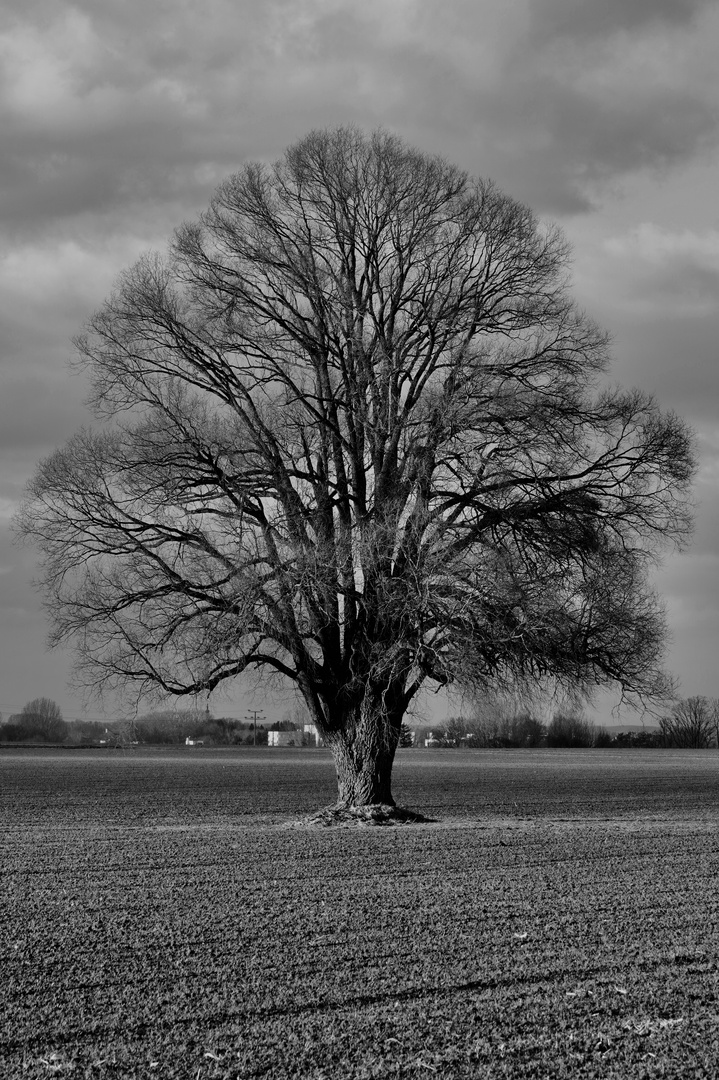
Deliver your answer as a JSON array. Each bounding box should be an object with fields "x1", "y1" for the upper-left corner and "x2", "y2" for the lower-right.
[{"x1": 324, "y1": 694, "x2": 403, "y2": 808}]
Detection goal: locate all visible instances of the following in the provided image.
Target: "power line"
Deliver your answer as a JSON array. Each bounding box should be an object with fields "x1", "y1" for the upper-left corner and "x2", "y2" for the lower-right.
[{"x1": 243, "y1": 708, "x2": 263, "y2": 743}]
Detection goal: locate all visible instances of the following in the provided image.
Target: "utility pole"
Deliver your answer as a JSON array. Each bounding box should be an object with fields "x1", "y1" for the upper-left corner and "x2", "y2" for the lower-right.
[{"x1": 245, "y1": 710, "x2": 265, "y2": 746}]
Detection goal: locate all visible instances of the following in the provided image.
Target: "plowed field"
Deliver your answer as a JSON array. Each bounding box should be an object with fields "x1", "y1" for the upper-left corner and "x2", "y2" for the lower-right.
[{"x1": 2, "y1": 748, "x2": 719, "y2": 1078}]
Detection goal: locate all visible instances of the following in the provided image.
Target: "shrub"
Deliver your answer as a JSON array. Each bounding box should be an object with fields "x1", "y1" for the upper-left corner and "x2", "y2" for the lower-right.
[
  {"x1": 445, "y1": 712, "x2": 546, "y2": 748},
  {"x1": 511, "y1": 712, "x2": 546, "y2": 747},
  {"x1": 612, "y1": 729, "x2": 663, "y2": 748},
  {"x1": 135, "y1": 709, "x2": 211, "y2": 744},
  {"x1": 659, "y1": 697, "x2": 716, "y2": 748},
  {"x1": 243, "y1": 728, "x2": 268, "y2": 745},
  {"x1": 399, "y1": 724, "x2": 414, "y2": 748},
  {"x1": 546, "y1": 712, "x2": 595, "y2": 748},
  {"x1": 0, "y1": 722, "x2": 31, "y2": 743}
]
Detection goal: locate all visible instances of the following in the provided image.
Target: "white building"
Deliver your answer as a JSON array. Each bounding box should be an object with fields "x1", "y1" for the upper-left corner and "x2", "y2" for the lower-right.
[
  {"x1": 267, "y1": 730, "x2": 301, "y2": 747},
  {"x1": 303, "y1": 723, "x2": 324, "y2": 747}
]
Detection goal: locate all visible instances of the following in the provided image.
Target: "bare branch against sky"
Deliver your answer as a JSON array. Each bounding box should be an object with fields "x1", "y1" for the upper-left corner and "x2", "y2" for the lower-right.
[{"x1": 1, "y1": 0, "x2": 718, "y2": 722}]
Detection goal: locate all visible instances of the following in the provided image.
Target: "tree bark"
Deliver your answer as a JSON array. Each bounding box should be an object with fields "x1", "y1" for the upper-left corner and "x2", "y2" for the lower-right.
[{"x1": 324, "y1": 694, "x2": 402, "y2": 808}]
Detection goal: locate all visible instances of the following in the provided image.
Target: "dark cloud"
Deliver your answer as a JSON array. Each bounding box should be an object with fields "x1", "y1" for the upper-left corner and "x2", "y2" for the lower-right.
[
  {"x1": 485, "y1": 0, "x2": 719, "y2": 213},
  {"x1": 0, "y1": 0, "x2": 716, "y2": 230},
  {"x1": 547, "y1": 85, "x2": 716, "y2": 177},
  {"x1": 0, "y1": 375, "x2": 91, "y2": 454},
  {"x1": 607, "y1": 315, "x2": 719, "y2": 423},
  {"x1": 530, "y1": 0, "x2": 710, "y2": 40},
  {"x1": 516, "y1": 85, "x2": 719, "y2": 213},
  {"x1": 656, "y1": 546, "x2": 719, "y2": 698},
  {"x1": 465, "y1": 84, "x2": 719, "y2": 216}
]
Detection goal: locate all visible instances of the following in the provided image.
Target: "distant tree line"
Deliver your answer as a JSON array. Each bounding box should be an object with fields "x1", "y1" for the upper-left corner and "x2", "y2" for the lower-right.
[
  {"x1": 2, "y1": 695, "x2": 717, "y2": 749},
  {"x1": 125, "y1": 710, "x2": 271, "y2": 745},
  {"x1": 0, "y1": 698, "x2": 69, "y2": 744},
  {"x1": 0, "y1": 702, "x2": 297, "y2": 746},
  {"x1": 412, "y1": 695, "x2": 719, "y2": 749}
]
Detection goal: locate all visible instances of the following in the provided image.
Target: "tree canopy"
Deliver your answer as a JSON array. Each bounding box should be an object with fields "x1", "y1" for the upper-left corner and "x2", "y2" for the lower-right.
[
  {"x1": 3, "y1": 698, "x2": 68, "y2": 743},
  {"x1": 660, "y1": 696, "x2": 717, "y2": 749},
  {"x1": 17, "y1": 127, "x2": 695, "y2": 809}
]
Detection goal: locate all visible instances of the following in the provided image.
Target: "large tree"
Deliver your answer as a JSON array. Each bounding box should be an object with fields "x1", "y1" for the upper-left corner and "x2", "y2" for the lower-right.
[
  {"x1": 660, "y1": 697, "x2": 716, "y2": 749},
  {"x1": 17, "y1": 698, "x2": 67, "y2": 743},
  {"x1": 18, "y1": 128, "x2": 694, "y2": 809}
]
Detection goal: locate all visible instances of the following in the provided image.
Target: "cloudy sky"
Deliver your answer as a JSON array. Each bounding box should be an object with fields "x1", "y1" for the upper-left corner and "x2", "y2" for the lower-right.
[{"x1": 1, "y1": 0, "x2": 718, "y2": 725}]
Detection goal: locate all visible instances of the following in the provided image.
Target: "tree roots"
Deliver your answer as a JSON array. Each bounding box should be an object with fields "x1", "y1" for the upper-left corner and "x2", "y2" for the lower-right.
[{"x1": 288, "y1": 803, "x2": 435, "y2": 827}]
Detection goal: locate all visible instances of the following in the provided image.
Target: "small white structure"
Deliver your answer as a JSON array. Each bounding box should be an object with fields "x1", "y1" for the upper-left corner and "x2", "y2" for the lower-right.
[
  {"x1": 267, "y1": 730, "x2": 300, "y2": 747},
  {"x1": 185, "y1": 736, "x2": 204, "y2": 746},
  {"x1": 303, "y1": 723, "x2": 324, "y2": 747}
]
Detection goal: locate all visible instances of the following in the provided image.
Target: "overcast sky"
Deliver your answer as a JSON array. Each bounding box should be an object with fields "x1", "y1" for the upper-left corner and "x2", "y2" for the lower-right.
[{"x1": 1, "y1": 0, "x2": 718, "y2": 724}]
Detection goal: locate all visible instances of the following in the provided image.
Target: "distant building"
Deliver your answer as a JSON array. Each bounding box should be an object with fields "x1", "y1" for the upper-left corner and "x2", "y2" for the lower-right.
[
  {"x1": 185, "y1": 737, "x2": 204, "y2": 746},
  {"x1": 267, "y1": 730, "x2": 301, "y2": 747},
  {"x1": 303, "y1": 723, "x2": 324, "y2": 747}
]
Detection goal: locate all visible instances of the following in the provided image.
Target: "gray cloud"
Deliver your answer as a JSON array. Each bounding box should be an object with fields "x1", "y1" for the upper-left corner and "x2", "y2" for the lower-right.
[
  {"x1": 468, "y1": 82, "x2": 719, "y2": 215},
  {"x1": 656, "y1": 547, "x2": 719, "y2": 698},
  {"x1": 538, "y1": 84, "x2": 716, "y2": 179},
  {"x1": 489, "y1": 0, "x2": 719, "y2": 212},
  {"x1": 0, "y1": 0, "x2": 716, "y2": 238},
  {"x1": 0, "y1": 376, "x2": 90, "y2": 454},
  {"x1": 530, "y1": 0, "x2": 710, "y2": 40},
  {"x1": 568, "y1": 222, "x2": 719, "y2": 420}
]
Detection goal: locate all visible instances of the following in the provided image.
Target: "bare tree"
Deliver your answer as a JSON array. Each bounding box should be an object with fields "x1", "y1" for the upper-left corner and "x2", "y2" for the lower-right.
[
  {"x1": 19, "y1": 698, "x2": 68, "y2": 743},
  {"x1": 546, "y1": 711, "x2": 596, "y2": 748},
  {"x1": 711, "y1": 700, "x2": 719, "y2": 750},
  {"x1": 660, "y1": 697, "x2": 715, "y2": 748},
  {"x1": 17, "y1": 127, "x2": 694, "y2": 811},
  {"x1": 445, "y1": 710, "x2": 545, "y2": 748}
]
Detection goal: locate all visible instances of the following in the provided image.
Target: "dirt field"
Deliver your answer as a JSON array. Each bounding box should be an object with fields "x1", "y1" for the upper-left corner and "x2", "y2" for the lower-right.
[{"x1": 2, "y1": 747, "x2": 719, "y2": 1078}]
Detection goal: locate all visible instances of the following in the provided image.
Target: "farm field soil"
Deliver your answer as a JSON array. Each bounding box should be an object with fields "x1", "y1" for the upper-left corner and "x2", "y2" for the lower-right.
[{"x1": 2, "y1": 749, "x2": 719, "y2": 1079}]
